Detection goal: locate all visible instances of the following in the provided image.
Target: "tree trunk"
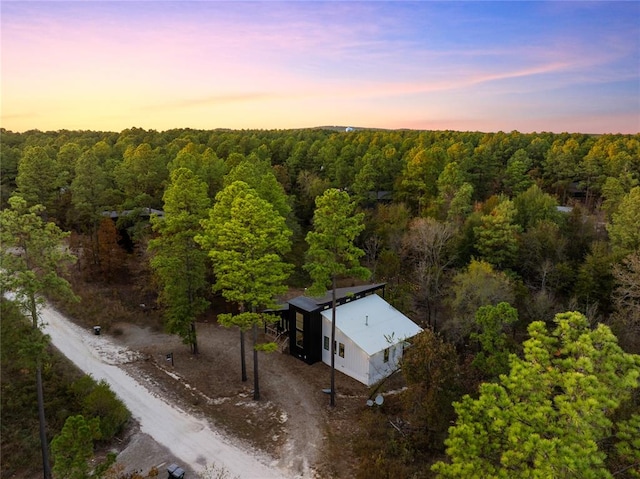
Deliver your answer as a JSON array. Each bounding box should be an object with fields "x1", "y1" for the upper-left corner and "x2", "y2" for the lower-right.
[
  {"x1": 330, "y1": 275, "x2": 336, "y2": 408},
  {"x1": 253, "y1": 322, "x2": 260, "y2": 400},
  {"x1": 240, "y1": 329, "x2": 247, "y2": 382},
  {"x1": 30, "y1": 295, "x2": 51, "y2": 479},
  {"x1": 36, "y1": 364, "x2": 52, "y2": 479},
  {"x1": 187, "y1": 276, "x2": 197, "y2": 355},
  {"x1": 190, "y1": 321, "x2": 198, "y2": 355}
]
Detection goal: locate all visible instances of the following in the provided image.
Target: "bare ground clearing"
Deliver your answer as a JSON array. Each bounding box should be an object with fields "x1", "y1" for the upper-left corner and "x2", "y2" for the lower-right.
[{"x1": 106, "y1": 315, "x2": 372, "y2": 478}]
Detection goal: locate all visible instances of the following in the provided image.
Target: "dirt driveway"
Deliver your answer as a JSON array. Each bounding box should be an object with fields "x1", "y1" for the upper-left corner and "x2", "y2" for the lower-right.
[{"x1": 110, "y1": 317, "x2": 369, "y2": 478}]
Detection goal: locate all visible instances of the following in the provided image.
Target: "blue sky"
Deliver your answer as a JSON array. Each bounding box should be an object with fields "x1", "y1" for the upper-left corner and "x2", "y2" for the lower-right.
[{"x1": 2, "y1": 1, "x2": 639, "y2": 133}]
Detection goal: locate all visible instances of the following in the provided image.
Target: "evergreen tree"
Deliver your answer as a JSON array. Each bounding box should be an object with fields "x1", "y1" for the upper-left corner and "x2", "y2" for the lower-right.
[
  {"x1": 433, "y1": 312, "x2": 640, "y2": 479},
  {"x1": 304, "y1": 188, "x2": 369, "y2": 407},
  {"x1": 397, "y1": 146, "x2": 447, "y2": 214},
  {"x1": 196, "y1": 181, "x2": 292, "y2": 399},
  {"x1": 436, "y1": 161, "x2": 467, "y2": 219},
  {"x1": 167, "y1": 144, "x2": 227, "y2": 199},
  {"x1": 470, "y1": 302, "x2": 518, "y2": 378},
  {"x1": 15, "y1": 146, "x2": 59, "y2": 213},
  {"x1": 69, "y1": 149, "x2": 110, "y2": 234},
  {"x1": 113, "y1": 142, "x2": 167, "y2": 209},
  {"x1": 50, "y1": 415, "x2": 100, "y2": 479},
  {"x1": 447, "y1": 182, "x2": 474, "y2": 224},
  {"x1": 0, "y1": 196, "x2": 78, "y2": 479},
  {"x1": 513, "y1": 184, "x2": 561, "y2": 231},
  {"x1": 223, "y1": 155, "x2": 292, "y2": 220},
  {"x1": 474, "y1": 198, "x2": 522, "y2": 270},
  {"x1": 149, "y1": 168, "x2": 211, "y2": 354},
  {"x1": 608, "y1": 186, "x2": 640, "y2": 254},
  {"x1": 502, "y1": 148, "x2": 534, "y2": 196},
  {"x1": 575, "y1": 241, "x2": 615, "y2": 318}
]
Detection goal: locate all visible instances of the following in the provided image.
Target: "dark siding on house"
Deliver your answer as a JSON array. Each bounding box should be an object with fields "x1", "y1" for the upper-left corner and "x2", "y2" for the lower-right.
[{"x1": 286, "y1": 283, "x2": 386, "y2": 365}]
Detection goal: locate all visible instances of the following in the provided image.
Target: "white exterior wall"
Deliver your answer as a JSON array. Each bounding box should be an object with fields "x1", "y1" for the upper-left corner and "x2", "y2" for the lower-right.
[
  {"x1": 319, "y1": 294, "x2": 421, "y2": 387},
  {"x1": 321, "y1": 316, "x2": 408, "y2": 386},
  {"x1": 368, "y1": 343, "x2": 403, "y2": 386},
  {"x1": 322, "y1": 316, "x2": 370, "y2": 385}
]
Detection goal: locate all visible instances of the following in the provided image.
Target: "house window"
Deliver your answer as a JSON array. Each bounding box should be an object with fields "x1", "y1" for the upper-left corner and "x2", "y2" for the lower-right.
[
  {"x1": 334, "y1": 340, "x2": 337, "y2": 354},
  {"x1": 324, "y1": 336, "x2": 329, "y2": 351},
  {"x1": 295, "y1": 312, "x2": 304, "y2": 348},
  {"x1": 383, "y1": 348, "x2": 389, "y2": 363},
  {"x1": 339, "y1": 342, "x2": 345, "y2": 358}
]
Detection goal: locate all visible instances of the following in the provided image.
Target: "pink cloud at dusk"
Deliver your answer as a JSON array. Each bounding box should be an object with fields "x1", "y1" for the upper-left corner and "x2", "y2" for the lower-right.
[{"x1": 1, "y1": 1, "x2": 638, "y2": 134}]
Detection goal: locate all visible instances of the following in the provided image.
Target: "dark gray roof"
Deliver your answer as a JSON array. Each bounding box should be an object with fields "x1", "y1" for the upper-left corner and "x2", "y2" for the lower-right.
[
  {"x1": 289, "y1": 295, "x2": 320, "y2": 312},
  {"x1": 101, "y1": 208, "x2": 165, "y2": 219},
  {"x1": 289, "y1": 283, "x2": 386, "y2": 312}
]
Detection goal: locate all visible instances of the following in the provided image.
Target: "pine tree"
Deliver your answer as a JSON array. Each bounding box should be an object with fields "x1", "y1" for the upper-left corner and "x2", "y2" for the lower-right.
[
  {"x1": 149, "y1": 168, "x2": 211, "y2": 354},
  {"x1": 196, "y1": 181, "x2": 292, "y2": 399},
  {"x1": 50, "y1": 415, "x2": 100, "y2": 479},
  {"x1": 432, "y1": 312, "x2": 640, "y2": 478},
  {"x1": 304, "y1": 188, "x2": 370, "y2": 407},
  {"x1": 0, "y1": 196, "x2": 78, "y2": 479}
]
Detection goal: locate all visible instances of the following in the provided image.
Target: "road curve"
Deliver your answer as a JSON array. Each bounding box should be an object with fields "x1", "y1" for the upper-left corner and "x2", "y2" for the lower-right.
[{"x1": 40, "y1": 302, "x2": 288, "y2": 479}]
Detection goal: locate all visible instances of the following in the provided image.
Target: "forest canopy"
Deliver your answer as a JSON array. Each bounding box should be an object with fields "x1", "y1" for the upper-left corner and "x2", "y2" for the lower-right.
[
  {"x1": 2, "y1": 127, "x2": 639, "y2": 341},
  {"x1": 2, "y1": 126, "x2": 639, "y2": 478}
]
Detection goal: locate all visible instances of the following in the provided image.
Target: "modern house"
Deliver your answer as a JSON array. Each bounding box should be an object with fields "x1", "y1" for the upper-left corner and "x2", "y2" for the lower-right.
[{"x1": 272, "y1": 284, "x2": 422, "y2": 386}]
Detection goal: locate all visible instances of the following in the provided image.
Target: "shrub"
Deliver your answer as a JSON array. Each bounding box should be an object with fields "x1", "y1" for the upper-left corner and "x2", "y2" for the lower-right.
[{"x1": 77, "y1": 379, "x2": 130, "y2": 440}]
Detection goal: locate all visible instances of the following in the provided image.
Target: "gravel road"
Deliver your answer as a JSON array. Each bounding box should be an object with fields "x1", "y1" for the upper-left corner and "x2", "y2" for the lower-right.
[{"x1": 41, "y1": 302, "x2": 289, "y2": 479}]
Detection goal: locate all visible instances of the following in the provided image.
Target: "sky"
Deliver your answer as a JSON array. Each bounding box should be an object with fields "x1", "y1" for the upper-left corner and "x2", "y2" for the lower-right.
[{"x1": 1, "y1": 1, "x2": 639, "y2": 134}]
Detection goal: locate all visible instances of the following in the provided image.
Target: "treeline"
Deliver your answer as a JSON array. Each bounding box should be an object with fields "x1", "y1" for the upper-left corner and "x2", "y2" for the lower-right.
[
  {"x1": 1, "y1": 126, "x2": 639, "y2": 477},
  {"x1": 1, "y1": 127, "x2": 638, "y2": 338}
]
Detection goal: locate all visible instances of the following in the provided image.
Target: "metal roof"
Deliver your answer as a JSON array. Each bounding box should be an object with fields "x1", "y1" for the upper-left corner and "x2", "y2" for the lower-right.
[
  {"x1": 101, "y1": 208, "x2": 165, "y2": 219},
  {"x1": 288, "y1": 295, "x2": 319, "y2": 312},
  {"x1": 288, "y1": 283, "x2": 386, "y2": 312},
  {"x1": 320, "y1": 294, "x2": 422, "y2": 356}
]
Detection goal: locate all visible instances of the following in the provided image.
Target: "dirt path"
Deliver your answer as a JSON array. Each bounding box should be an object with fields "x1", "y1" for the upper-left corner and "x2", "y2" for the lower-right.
[
  {"x1": 42, "y1": 302, "x2": 367, "y2": 477},
  {"x1": 115, "y1": 319, "x2": 329, "y2": 477},
  {"x1": 41, "y1": 303, "x2": 289, "y2": 478},
  {"x1": 260, "y1": 341, "x2": 324, "y2": 475}
]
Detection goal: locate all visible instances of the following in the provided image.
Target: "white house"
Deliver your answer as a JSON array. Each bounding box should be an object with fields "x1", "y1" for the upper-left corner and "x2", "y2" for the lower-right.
[
  {"x1": 320, "y1": 293, "x2": 422, "y2": 386},
  {"x1": 275, "y1": 284, "x2": 423, "y2": 386}
]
